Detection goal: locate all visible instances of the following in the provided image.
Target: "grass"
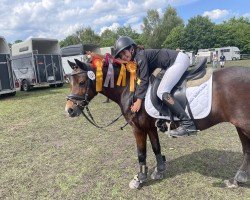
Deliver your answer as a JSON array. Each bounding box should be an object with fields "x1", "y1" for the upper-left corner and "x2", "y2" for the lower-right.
[{"x1": 0, "y1": 60, "x2": 250, "y2": 199}]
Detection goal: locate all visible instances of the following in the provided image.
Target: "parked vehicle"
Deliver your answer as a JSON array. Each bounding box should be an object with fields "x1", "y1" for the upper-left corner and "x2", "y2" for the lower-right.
[
  {"x1": 0, "y1": 36, "x2": 16, "y2": 96},
  {"x1": 11, "y1": 38, "x2": 64, "y2": 91},
  {"x1": 61, "y1": 44, "x2": 100, "y2": 82},
  {"x1": 179, "y1": 50, "x2": 195, "y2": 66},
  {"x1": 196, "y1": 49, "x2": 213, "y2": 63},
  {"x1": 100, "y1": 46, "x2": 115, "y2": 56},
  {"x1": 213, "y1": 46, "x2": 241, "y2": 61}
]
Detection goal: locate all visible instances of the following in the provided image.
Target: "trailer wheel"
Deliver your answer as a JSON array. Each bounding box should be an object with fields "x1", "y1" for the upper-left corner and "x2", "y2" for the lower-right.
[
  {"x1": 9, "y1": 91, "x2": 16, "y2": 96},
  {"x1": 49, "y1": 84, "x2": 56, "y2": 88},
  {"x1": 22, "y1": 80, "x2": 31, "y2": 91},
  {"x1": 56, "y1": 83, "x2": 64, "y2": 87}
]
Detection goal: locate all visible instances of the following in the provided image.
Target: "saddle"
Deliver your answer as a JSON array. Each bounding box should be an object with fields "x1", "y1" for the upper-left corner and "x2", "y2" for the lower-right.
[{"x1": 150, "y1": 58, "x2": 207, "y2": 118}]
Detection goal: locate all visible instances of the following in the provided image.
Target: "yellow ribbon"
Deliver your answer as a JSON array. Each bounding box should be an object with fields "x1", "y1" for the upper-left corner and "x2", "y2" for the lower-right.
[
  {"x1": 116, "y1": 63, "x2": 126, "y2": 87},
  {"x1": 126, "y1": 61, "x2": 137, "y2": 92},
  {"x1": 92, "y1": 58, "x2": 103, "y2": 92}
]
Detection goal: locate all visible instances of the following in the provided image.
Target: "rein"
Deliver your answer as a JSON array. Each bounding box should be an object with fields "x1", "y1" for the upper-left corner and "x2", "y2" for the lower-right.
[{"x1": 67, "y1": 70, "x2": 131, "y2": 132}]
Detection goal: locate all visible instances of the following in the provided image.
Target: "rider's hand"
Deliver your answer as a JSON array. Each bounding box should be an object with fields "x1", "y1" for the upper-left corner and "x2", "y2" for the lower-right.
[{"x1": 131, "y1": 99, "x2": 142, "y2": 113}]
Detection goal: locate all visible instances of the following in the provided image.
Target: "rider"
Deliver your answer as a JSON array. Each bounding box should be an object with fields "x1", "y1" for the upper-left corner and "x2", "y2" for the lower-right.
[{"x1": 114, "y1": 36, "x2": 197, "y2": 137}]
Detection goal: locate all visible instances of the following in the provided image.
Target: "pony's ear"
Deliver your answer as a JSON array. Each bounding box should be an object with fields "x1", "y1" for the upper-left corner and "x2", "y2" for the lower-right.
[
  {"x1": 68, "y1": 60, "x2": 76, "y2": 69},
  {"x1": 74, "y1": 59, "x2": 88, "y2": 71}
]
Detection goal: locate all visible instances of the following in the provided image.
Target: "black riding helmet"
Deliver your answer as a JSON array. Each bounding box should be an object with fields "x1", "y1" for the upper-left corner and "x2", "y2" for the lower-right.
[{"x1": 114, "y1": 36, "x2": 136, "y2": 58}]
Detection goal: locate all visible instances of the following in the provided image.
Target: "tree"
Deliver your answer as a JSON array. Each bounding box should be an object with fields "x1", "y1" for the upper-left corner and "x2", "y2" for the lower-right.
[
  {"x1": 141, "y1": 9, "x2": 161, "y2": 48},
  {"x1": 214, "y1": 17, "x2": 250, "y2": 53},
  {"x1": 14, "y1": 40, "x2": 23, "y2": 44},
  {"x1": 162, "y1": 25, "x2": 185, "y2": 49},
  {"x1": 76, "y1": 27, "x2": 101, "y2": 45},
  {"x1": 116, "y1": 25, "x2": 141, "y2": 44},
  {"x1": 183, "y1": 15, "x2": 215, "y2": 52},
  {"x1": 100, "y1": 29, "x2": 117, "y2": 47},
  {"x1": 59, "y1": 35, "x2": 79, "y2": 47},
  {"x1": 159, "y1": 6, "x2": 184, "y2": 47}
]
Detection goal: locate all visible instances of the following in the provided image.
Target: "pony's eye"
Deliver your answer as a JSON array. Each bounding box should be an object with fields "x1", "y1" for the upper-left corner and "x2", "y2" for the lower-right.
[{"x1": 79, "y1": 81, "x2": 85, "y2": 87}]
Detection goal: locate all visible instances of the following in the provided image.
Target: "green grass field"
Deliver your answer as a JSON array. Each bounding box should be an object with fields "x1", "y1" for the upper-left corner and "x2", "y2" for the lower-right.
[{"x1": 1, "y1": 60, "x2": 250, "y2": 199}]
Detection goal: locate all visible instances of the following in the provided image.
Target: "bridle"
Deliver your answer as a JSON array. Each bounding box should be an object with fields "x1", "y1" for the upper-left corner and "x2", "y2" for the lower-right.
[
  {"x1": 66, "y1": 69, "x2": 130, "y2": 131},
  {"x1": 67, "y1": 70, "x2": 91, "y2": 109}
]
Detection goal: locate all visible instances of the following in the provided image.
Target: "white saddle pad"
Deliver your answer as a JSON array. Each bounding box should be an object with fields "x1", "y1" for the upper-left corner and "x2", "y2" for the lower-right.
[{"x1": 145, "y1": 75, "x2": 213, "y2": 120}]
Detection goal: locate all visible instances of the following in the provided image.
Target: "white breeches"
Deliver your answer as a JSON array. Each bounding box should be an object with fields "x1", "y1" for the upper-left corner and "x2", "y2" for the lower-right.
[{"x1": 157, "y1": 52, "x2": 190, "y2": 100}]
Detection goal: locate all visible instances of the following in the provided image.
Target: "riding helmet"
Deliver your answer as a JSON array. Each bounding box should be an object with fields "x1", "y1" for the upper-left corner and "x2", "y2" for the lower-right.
[{"x1": 114, "y1": 36, "x2": 136, "y2": 58}]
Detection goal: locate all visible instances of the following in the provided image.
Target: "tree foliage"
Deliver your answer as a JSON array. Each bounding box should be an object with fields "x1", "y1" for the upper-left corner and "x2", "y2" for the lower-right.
[
  {"x1": 162, "y1": 25, "x2": 185, "y2": 49},
  {"x1": 59, "y1": 9, "x2": 250, "y2": 54},
  {"x1": 182, "y1": 15, "x2": 215, "y2": 52},
  {"x1": 100, "y1": 29, "x2": 117, "y2": 47},
  {"x1": 141, "y1": 9, "x2": 161, "y2": 48}
]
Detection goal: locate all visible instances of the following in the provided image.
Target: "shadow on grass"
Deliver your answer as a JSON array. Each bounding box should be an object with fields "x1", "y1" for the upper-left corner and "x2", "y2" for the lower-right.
[
  {"x1": 13, "y1": 85, "x2": 69, "y2": 100},
  {"x1": 145, "y1": 149, "x2": 250, "y2": 188}
]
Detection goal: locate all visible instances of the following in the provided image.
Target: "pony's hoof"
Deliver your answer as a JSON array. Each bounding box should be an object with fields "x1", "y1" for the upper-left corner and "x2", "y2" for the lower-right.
[
  {"x1": 151, "y1": 168, "x2": 165, "y2": 180},
  {"x1": 224, "y1": 179, "x2": 239, "y2": 188},
  {"x1": 234, "y1": 170, "x2": 248, "y2": 183},
  {"x1": 129, "y1": 175, "x2": 143, "y2": 189}
]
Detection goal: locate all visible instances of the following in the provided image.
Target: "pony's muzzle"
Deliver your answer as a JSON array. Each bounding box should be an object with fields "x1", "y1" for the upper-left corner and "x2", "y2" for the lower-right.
[{"x1": 67, "y1": 106, "x2": 82, "y2": 117}]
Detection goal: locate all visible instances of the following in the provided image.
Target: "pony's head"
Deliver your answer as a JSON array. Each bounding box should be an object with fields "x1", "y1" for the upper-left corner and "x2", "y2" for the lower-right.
[{"x1": 65, "y1": 59, "x2": 97, "y2": 117}]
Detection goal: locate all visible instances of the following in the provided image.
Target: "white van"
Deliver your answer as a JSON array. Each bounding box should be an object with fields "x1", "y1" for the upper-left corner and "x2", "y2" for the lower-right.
[{"x1": 214, "y1": 47, "x2": 240, "y2": 61}]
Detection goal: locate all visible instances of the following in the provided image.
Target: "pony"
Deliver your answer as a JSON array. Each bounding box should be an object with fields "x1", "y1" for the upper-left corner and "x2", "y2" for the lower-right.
[{"x1": 65, "y1": 59, "x2": 250, "y2": 189}]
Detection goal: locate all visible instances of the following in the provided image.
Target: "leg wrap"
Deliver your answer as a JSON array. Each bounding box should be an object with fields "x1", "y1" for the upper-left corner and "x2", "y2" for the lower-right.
[
  {"x1": 138, "y1": 165, "x2": 148, "y2": 182},
  {"x1": 156, "y1": 154, "x2": 166, "y2": 172}
]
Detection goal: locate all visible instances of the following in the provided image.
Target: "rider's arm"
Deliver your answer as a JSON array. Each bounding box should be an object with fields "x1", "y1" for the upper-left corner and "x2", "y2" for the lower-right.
[{"x1": 134, "y1": 54, "x2": 149, "y2": 100}]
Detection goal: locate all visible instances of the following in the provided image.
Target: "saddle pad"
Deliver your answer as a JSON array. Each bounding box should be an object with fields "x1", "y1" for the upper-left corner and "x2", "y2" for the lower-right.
[{"x1": 145, "y1": 75, "x2": 213, "y2": 120}]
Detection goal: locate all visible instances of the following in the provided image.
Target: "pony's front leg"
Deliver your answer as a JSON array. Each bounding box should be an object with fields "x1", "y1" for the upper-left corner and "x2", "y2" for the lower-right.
[
  {"x1": 129, "y1": 126, "x2": 148, "y2": 189},
  {"x1": 148, "y1": 128, "x2": 167, "y2": 180}
]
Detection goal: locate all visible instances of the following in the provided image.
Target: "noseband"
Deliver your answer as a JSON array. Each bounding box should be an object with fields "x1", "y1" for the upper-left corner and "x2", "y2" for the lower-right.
[{"x1": 67, "y1": 70, "x2": 91, "y2": 108}]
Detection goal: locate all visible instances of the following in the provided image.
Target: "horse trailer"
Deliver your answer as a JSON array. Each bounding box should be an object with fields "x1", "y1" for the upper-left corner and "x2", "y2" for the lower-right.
[
  {"x1": 0, "y1": 36, "x2": 16, "y2": 96},
  {"x1": 213, "y1": 46, "x2": 241, "y2": 61},
  {"x1": 196, "y1": 49, "x2": 213, "y2": 63},
  {"x1": 11, "y1": 38, "x2": 64, "y2": 91},
  {"x1": 61, "y1": 44, "x2": 100, "y2": 82}
]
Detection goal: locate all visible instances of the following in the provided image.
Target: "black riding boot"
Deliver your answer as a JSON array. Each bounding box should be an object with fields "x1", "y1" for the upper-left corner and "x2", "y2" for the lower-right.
[{"x1": 162, "y1": 93, "x2": 197, "y2": 137}]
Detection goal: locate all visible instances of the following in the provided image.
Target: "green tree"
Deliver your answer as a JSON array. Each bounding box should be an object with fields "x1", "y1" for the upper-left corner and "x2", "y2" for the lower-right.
[
  {"x1": 116, "y1": 25, "x2": 141, "y2": 44},
  {"x1": 214, "y1": 17, "x2": 250, "y2": 53},
  {"x1": 100, "y1": 29, "x2": 117, "y2": 47},
  {"x1": 159, "y1": 6, "x2": 184, "y2": 47},
  {"x1": 162, "y1": 25, "x2": 185, "y2": 49},
  {"x1": 76, "y1": 27, "x2": 101, "y2": 45},
  {"x1": 141, "y1": 9, "x2": 161, "y2": 47},
  {"x1": 183, "y1": 15, "x2": 215, "y2": 52},
  {"x1": 14, "y1": 40, "x2": 23, "y2": 44},
  {"x1": 60, "y1": 35, "x2": 79, "y2": 47}
]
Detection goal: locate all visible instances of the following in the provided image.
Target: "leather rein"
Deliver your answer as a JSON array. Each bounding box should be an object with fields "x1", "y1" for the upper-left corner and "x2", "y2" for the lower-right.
[{"x1": 67, "y1": 70, "x2": 129, "y2": 132}]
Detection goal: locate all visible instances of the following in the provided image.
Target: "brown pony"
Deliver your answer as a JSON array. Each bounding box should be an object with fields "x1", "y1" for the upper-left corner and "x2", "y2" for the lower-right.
[{"x1": 65, "y1": 59, "x2": 250, "y2": 189}]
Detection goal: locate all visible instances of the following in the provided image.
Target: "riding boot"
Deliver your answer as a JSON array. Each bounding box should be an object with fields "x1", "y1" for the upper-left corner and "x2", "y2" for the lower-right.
[{"x1": 162, "y1": 92, "x2": 197, "y2": 137}]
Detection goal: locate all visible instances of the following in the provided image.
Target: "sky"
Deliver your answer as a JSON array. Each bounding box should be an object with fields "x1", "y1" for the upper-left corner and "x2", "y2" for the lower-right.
[{"x1": 0, "y1": 0, "x2": 249, "y2": 43}]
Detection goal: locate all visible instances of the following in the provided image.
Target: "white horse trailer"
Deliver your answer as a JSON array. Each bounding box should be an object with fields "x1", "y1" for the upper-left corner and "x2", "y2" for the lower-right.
[
  {"x1": 213, "y1": 46, "x2": 240, "y2": 61},
  {"x1": 100, "y1": 46, "x2": 115, "y2": 56},
  {"x1": 11, "y1": 38, "x2": 64, "y2": 91},
  {"x1": 61, "y1": 44, "x2": 100, "y2": 82},
  {"x1": 196, "y1": 49, "x2": 213, "y2": 63},
  {"x1": 0, "y1": 36, "x2": 16, "y2": 96}
]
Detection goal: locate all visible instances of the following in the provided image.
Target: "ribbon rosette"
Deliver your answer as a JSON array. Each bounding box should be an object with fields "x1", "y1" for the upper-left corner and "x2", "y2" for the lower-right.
[
  {"x1": 116, "y1": 63, "x2": 127, "y2": 87},
  {"x1": 92, "y1": 57, "x2": 103, "y2": 92},
  {"x1": 104, "y1": 57, "x2": 114, "y2": 88},
  {"x1": 126, "y1": 61, "x2": 137, "y2": 92}
]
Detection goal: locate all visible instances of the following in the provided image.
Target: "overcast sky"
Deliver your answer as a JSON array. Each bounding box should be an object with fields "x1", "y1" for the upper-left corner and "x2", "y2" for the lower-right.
[{"x1": 0, "y1": 0, "x2": 249, "y2": 43}]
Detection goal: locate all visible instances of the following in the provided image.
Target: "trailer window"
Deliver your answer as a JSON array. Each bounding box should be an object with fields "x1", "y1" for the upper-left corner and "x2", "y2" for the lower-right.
[
  {"x1": 221, "y1": 49, "x2": 230, "y2": 52},
  {"x1": 19, "y1": 46, "x2": 29, "y2": 52}
]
